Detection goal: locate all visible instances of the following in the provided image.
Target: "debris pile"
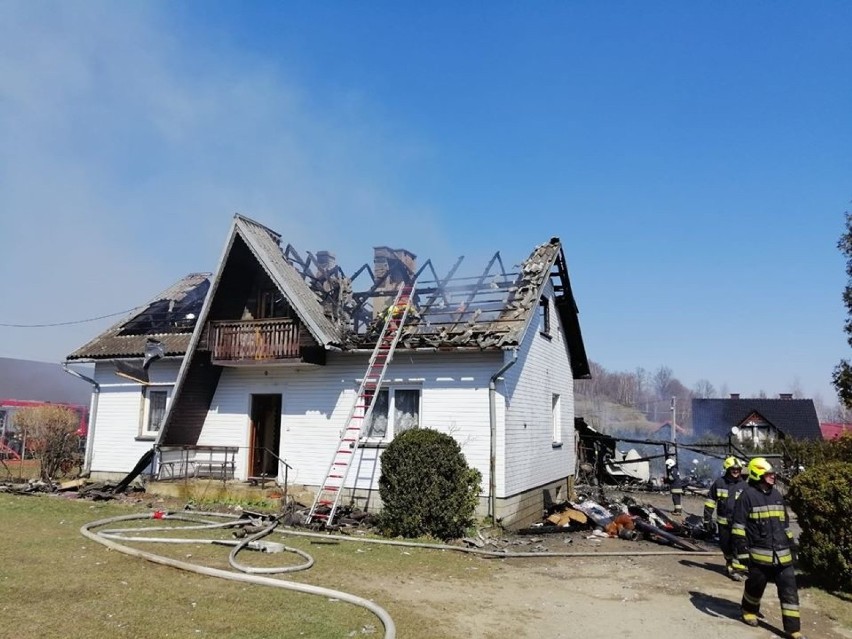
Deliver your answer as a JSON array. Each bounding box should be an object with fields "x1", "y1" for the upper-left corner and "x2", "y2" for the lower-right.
[{"x1": 521, "y1": 493, "x2": 713, "y2": 552}]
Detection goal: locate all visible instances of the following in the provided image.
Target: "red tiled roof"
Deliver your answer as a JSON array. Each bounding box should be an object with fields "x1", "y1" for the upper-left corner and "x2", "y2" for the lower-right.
[{"x1": 820, "y1": 423, "x2": 852, "y2": 440}]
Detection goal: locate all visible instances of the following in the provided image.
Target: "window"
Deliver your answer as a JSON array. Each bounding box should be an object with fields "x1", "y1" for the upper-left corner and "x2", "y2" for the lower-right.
[
  {"x1": 551, "y1": 393, "x2": 562, "y2": 445},
  {"x1": 141, "y1": 388, "x2": 169, "y2": 437},
  {"x1": 539, "y1": 297, "x2": 551, "y2": 336},
  {"x1": 257, "y1": 289, "x2": 290, "y2": 319},
  {"x1": 363, "y1": 388, "x2": 420, "y2": 441}
]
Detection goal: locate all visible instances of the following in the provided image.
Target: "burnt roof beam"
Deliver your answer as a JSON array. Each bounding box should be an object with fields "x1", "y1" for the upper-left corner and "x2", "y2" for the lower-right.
[
  {"x1": 417, "y1": 255, "x2": 464, "y2": 316},
  {"x1": 447, "y1": 251, "x2": 503, "y2": 331}
]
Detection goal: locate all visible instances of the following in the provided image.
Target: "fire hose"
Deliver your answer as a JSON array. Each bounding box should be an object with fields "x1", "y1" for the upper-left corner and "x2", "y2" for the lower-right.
[
  {"x1": 81, "y1": 511, "x2": 397, "y2": 638},
  {"x1": 83, "y1": 511, "x2": 720, "y2": 638}
]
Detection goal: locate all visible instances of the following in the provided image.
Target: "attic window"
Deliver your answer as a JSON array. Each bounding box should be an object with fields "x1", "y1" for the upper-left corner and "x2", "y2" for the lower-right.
[
  {"x1": 539, "y1": 297, "x2": 551, "y2": 337},
  {"x1": 257, "y1": 289, "x2": 290, "y2": 319}
]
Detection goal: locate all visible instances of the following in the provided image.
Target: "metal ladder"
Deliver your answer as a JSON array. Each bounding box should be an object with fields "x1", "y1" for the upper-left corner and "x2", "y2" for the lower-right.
[{"x1": 306, "y1": 282, "x2": 416, "y2": 526}]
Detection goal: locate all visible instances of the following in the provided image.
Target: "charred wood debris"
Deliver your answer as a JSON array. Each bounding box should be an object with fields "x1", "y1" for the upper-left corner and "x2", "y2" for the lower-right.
[
  {"x1": 516, "y1": 489, "x2": 711, "y2": 552},
  {"x1": 2, "y1": 476, "x2": 713, "y2": 554}
]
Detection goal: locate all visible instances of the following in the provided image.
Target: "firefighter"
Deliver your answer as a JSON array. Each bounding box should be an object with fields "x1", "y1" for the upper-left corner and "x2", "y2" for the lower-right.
[
  {"x1": 703, "y1": 456, "x2": 747, "y2": 580},
  {"x1": 383, "y1": 300, "x2": 419, "y2": 322},
  {"x1": 732, "y1": 457, "x2": 804, "y2": 639},
  {"x1": 664, "y1": 457, "x2": 684, "y2": 515}
]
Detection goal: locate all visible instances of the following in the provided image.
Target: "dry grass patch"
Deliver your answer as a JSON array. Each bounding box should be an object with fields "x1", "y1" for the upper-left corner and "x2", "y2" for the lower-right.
[{"x1": 0, "y1": 494, "x2": 497, "y2": 639}]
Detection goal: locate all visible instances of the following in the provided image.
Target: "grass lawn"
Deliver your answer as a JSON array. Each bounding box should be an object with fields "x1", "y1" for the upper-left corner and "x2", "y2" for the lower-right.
[
  {"x1": 0, "y1": 458, "x2": 40, "y2": 481},
  {"x1": 0, "y1": 493, "x2": 494, "y2": 639}
]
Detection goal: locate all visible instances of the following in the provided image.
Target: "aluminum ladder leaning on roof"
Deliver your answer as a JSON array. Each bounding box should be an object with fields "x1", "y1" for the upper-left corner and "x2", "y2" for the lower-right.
[{"x1": 306, "y1": 282, "x2": 417, "y2": 526}]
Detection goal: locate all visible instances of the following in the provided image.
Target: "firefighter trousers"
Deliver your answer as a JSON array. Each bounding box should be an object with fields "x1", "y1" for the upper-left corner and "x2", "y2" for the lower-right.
[
  {"x1": 718, "y1": 525, "x2": 733, "y2": 560},
  {"x1": 741, "y1": 562, "x2": 800, "y2": 635}
]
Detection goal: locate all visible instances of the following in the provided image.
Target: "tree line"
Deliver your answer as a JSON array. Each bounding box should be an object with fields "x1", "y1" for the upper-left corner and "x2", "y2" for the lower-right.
[{"x1": 576, "y1": 362, "x2": 697, "y2": 429}]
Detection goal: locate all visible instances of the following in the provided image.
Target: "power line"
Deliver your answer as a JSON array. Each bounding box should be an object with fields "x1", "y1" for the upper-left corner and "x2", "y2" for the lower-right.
[{"x1": 0, "y1": 306, "x2": 145, "y2": 328}]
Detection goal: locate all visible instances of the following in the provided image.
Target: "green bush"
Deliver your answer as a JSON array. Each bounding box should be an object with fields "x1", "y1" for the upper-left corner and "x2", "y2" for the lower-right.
[
  {"x1": 787, "y1": 461, "x2": 852, "y2": 592},
  {"x1": 378, "y1": 428, "x2": 481, "y2": 540},
  {"x1": 780, "y1": 432, "x2": 852, "y2": 468}
]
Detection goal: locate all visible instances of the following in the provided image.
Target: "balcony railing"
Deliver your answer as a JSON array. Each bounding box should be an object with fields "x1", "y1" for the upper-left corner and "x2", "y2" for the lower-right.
[{"x1": 210, "y1": 318, "x2": 301, "y2": 362}]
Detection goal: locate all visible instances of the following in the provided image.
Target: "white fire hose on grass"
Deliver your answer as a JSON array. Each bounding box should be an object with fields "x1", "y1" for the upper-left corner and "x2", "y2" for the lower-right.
[
  {"x1": 81, "y1": 512, "x2": 397, "y2": 639},
  {"x1": 83, "y1": 511, "x2": 720, "y2": 638}
]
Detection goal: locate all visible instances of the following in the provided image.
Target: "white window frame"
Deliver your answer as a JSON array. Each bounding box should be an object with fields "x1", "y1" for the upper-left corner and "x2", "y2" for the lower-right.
[
  {"x1": 551, "y1": 393, "x2": 562, "y2": 445},
  {"x1": 362, "y1": 386, "x2": 422, "y2": 442},
  {"x1": 141, "y1": 386, "x2": 172, "y2": 438}
]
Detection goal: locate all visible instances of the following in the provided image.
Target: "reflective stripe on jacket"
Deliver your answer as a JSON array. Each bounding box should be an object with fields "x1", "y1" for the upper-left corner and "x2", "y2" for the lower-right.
[
  {"x1": 732, "y1": 482, "x2": 795, "y2": 565},
  {"x1": 703, "y1": 474, "x2": 745, "y2": 526}
]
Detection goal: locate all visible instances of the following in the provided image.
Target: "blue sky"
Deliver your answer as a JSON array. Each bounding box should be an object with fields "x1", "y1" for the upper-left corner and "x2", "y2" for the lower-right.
[{"x1": 1, "y1": 2, "x2": 850, "y2": 405}]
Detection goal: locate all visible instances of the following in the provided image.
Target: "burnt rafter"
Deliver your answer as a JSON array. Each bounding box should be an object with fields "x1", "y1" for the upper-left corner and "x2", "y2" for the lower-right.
[
  {"x1": 273, "y1": 232, "x2": 586, "y2": 361},
  {"x1": 447, "y1": 251, "x2": 506, "y2": 331},
  {"x1": 552, "y1": 244, "x2": 570, "y2": 296},
  {"x1": 68, "y1": 213, "x2": 589, "y2": 384},
  {"x1": 417, "y1": 255, "x2": 464, "y2": 317}
]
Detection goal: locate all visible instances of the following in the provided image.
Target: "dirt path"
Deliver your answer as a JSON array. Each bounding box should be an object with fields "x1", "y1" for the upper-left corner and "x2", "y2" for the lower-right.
[
  {"x1": 363, "y1": 491, "x2": 852, "y2": 639},
  {"x1": 367, "y1": 543, "x2": 849, "y2": 639}
]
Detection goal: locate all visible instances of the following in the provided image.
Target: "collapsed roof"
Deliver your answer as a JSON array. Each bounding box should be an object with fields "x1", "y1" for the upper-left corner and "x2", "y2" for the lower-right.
[
  {"x1": 67, "y1": 214, "x2": 590, "y2": 378},
  {"x1": 67, "y1": 274, "x2": 211, "y2": 360}
]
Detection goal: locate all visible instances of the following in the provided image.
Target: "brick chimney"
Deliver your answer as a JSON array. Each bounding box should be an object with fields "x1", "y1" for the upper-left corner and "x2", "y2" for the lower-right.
[
  {"x1": 373, "y1": 246, "x2": 416, "y2": 318},
  {"x1": 730, "y1": 393, "x2": 740, "y2": 400},
  {"x1": 779, "y1": 393, "x2": 793, "y2": 400},
  {"x1": 316, "y1": 250, "x2": 336, "y2": 273}
]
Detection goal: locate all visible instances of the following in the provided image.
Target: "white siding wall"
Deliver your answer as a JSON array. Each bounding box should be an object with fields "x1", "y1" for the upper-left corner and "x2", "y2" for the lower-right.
[
  {"x1": 89, "y1": 359, "x2": 181, "y2": 474},
  {"x1": 501, "y1": 281, "x2": 575, "y2": 497},
  {"x1": 196, "y1": 351, "x2": 503, "y2": 491}
]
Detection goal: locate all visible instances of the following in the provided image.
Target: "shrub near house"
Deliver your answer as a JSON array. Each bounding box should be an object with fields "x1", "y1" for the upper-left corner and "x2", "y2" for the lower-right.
[
  {"x1": 786, "y1": 434, "x2": 852, "y2": 592},
  {"x1": 379, "y1": 428, "x2": 482, "y2": 540}
]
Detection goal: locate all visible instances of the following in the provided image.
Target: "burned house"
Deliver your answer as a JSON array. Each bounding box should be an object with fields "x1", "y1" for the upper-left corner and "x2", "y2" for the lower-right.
[{"x1": 67, "y1": 214, "x2": 590, "y2": 527}]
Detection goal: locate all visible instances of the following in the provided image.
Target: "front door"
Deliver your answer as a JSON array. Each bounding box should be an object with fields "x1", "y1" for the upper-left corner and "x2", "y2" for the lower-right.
[{"x1": 249, "y1": 394, "x2": 282, "y2": 478}]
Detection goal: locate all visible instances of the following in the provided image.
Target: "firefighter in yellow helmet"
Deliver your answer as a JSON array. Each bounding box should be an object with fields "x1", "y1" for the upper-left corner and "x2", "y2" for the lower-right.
[
  {"x1": 383, "y1": 300, "x2": 419, "y2": 322},
  {"x1": 732, "y1": 457, "x2": 804, "y2": 638},
  {"x1": 703, "y1": 456, "x2": 747, "y2": 580}
]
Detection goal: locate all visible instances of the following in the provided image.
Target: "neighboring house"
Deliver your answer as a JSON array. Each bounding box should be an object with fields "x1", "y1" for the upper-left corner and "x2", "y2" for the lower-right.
[
  {"x1": 650, "y1": 420, "x2": 687, "y2": 441},
  {"x1": 0, "y1": 358, "x2": 92, "y2": 455},
  {"x1": 67, "y1": 214, "x2": 590, "y2": 527},
  {"x1": 692, "y1": 394, "x2": 822, "y2": 444},
  {"x1": 820, "y1": 422, "x2": 852, "y2": 440}
]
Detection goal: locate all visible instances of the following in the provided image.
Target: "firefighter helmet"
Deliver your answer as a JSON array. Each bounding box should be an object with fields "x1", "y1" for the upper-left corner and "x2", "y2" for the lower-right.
[
  {"x1": 747, "y1": 457, "x2": 774, "y2": 482},
  {"x1": 723, "y1": 456, "x2": 743, "y2": 471},
  {"x1": 665, "y1": 457, "x2": 676, "y2": 469}
]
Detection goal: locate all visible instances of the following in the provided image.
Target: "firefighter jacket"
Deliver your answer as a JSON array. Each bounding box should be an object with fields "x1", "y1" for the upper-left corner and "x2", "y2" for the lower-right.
[
  {"x1": 665, "y1": 464, "x2": 679, "y2": 484},
  {"x1": 703, "y1": 474, "x2": 745, "y2": 527},
  {"x1": 732, "y1": 481, "x2": 796, "y2": 566}
]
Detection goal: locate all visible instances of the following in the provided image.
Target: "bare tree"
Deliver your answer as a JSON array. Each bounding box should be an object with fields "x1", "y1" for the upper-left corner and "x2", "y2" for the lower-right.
[
  {"x1": 13, "y1": 405, "x2": 81, "y2": 481},
  {"x1": 653, "y1": 366, "x2": 674, "y2": 399},
  {"x1": 693, "y1": 379, "x2": 716, "y2": 399},
  {"x1": 635, "y1": 367, "x2": 648, "y2": 406}
]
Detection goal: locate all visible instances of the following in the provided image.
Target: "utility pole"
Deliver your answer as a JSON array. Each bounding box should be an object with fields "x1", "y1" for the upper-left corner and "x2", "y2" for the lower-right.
[{"x1": 670, "y1": 396, "x2": 677, "y2": 445}]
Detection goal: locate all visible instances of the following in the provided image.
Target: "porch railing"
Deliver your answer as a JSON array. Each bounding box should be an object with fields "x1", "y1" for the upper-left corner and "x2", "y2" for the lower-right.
[
  {"x1": 156, "y1": 445, "x2": 238, "y2": 481},
  {"x1": 209, "y1": 318, "x2": 301, "y2": 362},
  {"x1": 155, "y1": 445, "x2": 291, "y2": 501}
]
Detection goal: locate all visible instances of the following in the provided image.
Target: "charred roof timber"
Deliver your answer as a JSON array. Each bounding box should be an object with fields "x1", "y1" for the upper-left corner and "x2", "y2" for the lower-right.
[
  {"x1": 67, "y1": 273, "x2": 212, "y2": 361},
  {"x1": 67, "y1": 214, "x2": 590, "y2": 379},
  {"x1": 280, "y1": 234, "x2": 589, "y2": 375}
]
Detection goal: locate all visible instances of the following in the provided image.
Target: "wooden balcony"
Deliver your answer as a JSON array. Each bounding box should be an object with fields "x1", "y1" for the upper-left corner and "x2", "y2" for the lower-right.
[{"x1": 209, "y1": 318, "x2": 301, "y2": 363}]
